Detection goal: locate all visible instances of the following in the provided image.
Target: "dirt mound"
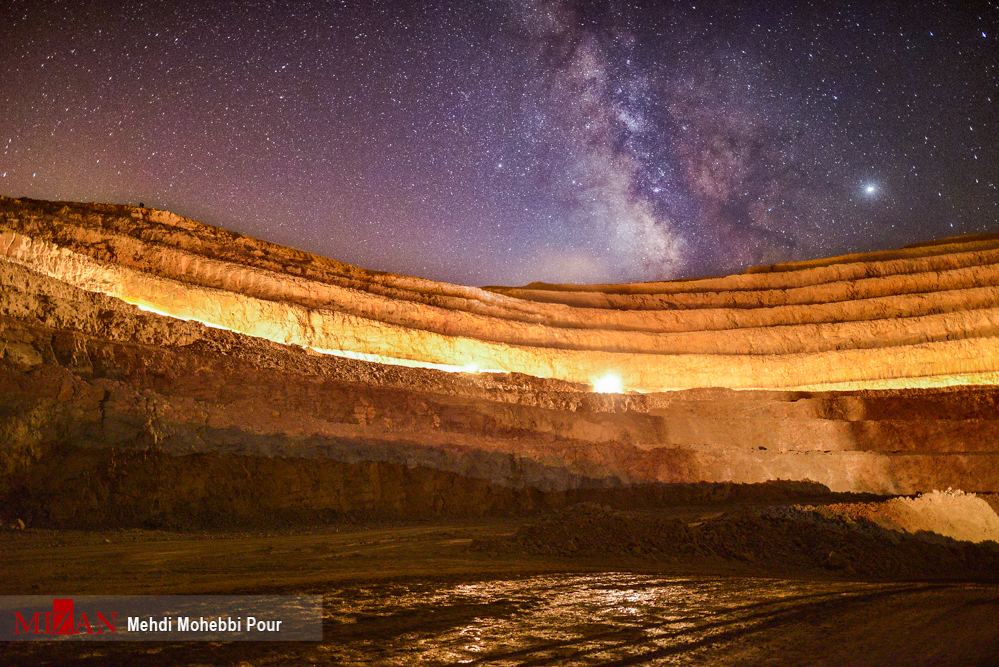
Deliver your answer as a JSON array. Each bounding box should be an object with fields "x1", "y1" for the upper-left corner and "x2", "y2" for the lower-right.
[
  {"x1": 478, "y1": 502, "x2": 999, "y2": 581},
  {"x1": 807, "y1": 489, "x2": 999, "y2": 544}
]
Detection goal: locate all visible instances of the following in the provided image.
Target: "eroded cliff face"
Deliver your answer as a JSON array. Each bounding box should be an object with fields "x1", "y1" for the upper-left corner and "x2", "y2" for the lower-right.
[{"x1": 1, "y1": 196, "x2": 998, "y2": 526}]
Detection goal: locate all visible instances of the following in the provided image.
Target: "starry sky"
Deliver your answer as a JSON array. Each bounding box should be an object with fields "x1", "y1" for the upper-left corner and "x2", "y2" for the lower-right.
[{"x1": 2, "y1": 0, "x2": 997, "y2": 285}]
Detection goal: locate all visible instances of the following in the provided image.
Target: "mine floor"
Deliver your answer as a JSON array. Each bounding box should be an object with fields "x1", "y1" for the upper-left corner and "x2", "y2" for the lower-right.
[{"x1": 3, "y1": 508, "x2": 999, "y2": 666}]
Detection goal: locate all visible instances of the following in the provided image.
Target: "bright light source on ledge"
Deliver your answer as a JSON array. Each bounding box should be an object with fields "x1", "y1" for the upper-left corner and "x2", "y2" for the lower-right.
[
  {"x1": 462, "y1": 363, "x2": 481, "y2": 374},
  {"x1": 593, "y1": 373, "x2": 624, "y2": 394}
]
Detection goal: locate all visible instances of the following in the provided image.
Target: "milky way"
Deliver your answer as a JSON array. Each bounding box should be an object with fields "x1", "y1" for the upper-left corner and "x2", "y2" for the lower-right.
[{"x1": 1, "y1": 0, "x2": 997, "y2": 284}]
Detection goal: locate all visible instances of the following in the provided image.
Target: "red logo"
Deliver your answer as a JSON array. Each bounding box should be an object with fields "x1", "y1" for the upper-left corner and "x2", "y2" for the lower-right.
[{"x1": 13, "y1": 599, "x2": 117, "y2": 635}]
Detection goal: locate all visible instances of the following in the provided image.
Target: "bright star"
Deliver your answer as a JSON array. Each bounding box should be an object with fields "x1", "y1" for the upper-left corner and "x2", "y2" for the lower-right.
[{"x1": 863, "y1": 184, "x2": 878, "y2": 196}]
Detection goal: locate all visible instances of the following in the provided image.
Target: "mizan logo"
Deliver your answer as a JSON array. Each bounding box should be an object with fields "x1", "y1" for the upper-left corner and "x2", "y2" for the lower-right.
[{"x1": 13, "y1": 599, "x2": 117, "y2": 635}]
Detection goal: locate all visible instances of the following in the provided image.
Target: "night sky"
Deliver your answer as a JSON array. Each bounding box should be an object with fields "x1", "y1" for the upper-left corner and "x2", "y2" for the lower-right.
[{"x1": 2, "y1": 1, "x2": 997, "y2": 285}]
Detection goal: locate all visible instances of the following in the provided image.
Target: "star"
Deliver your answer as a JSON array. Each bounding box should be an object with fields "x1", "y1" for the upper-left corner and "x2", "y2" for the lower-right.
[{"x1": 0, "y1": 1, "x2": 994, "y2": 285}]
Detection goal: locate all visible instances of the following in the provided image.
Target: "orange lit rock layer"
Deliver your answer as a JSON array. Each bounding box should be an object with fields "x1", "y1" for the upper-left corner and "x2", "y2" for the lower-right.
[{"x1": 3, "y1": 196, "x2": 999, "y2": 391}]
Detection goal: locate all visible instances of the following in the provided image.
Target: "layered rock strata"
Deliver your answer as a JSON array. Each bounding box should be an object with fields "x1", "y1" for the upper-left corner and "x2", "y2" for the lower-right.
[
  {"x1": 4, "y1": 196, "x2": 999, "y2": 391},
  {"x1": 1, "y1": 196, "x2": 998, "y2": 525}
]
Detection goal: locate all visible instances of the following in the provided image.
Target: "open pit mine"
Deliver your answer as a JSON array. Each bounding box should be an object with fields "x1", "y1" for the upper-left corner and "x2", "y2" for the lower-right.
[{"x1": 2, "y1": 195, "x2": 999, "y2": 527}]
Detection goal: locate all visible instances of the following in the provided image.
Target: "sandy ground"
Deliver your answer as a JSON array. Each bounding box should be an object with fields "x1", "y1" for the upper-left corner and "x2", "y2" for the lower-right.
[
  {"x1": 1, "y1": 519, "x2": 567, "y2": 596},
  {"x1": 2, "y1": 511, "x2": 771, "y2": 597}
]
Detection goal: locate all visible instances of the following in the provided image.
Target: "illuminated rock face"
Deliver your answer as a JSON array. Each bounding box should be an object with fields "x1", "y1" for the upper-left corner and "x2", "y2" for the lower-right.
[
  {"x1": 1, "y1": 196, "x2": 998, "y2": 522},
  {"x1": 3, "y1": 196, "x2": 999, "y2": 392}
]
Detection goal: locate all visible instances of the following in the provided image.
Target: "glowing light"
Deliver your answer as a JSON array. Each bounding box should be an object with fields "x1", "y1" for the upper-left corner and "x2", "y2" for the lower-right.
[
  {"x1": 125, "y1": 299, "x2": 236, "y2": 332},
  {"x1": 282, "y1": 345, "x2": 501, "y2": 374},
  {"x1": 593, "y1": 373, "x2": 624, "y2": 393},
  {"x1": 125, "y1": 297, "x2": 502, "y2": 374}
]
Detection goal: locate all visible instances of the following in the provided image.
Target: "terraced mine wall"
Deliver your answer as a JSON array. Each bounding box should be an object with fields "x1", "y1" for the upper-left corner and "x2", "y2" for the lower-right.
[
  {"x1": 4, "y1": 197, "x2": 999, "y2": 392},
  {"x1": 1, "y1": 197, "x2": 998, "y2": 526}
]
